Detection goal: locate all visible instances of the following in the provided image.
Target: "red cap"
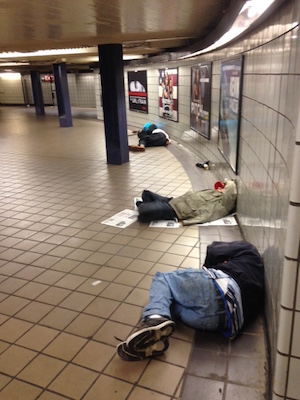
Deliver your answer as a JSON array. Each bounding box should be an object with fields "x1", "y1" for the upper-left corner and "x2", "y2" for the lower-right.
[{"x1": 214, "y1": 181, "x2": 225, "y2": 190}]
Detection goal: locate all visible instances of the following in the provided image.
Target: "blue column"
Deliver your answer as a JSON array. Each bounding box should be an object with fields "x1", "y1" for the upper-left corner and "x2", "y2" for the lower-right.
[
  {"x1": 52, "y1": 63, "x2": 72, "y2": 127},
  {"x1": 98, "y1": 44, "x2": 129, "y2": 165},
  {"x1": 30, "y1": 71, "x2": 45, "y2": 115}
]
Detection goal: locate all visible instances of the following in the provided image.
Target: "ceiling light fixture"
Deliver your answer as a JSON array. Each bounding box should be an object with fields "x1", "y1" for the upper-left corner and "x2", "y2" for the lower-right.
[{"x1": 181, "y1": 0, "x2": 276, "y2": 59}]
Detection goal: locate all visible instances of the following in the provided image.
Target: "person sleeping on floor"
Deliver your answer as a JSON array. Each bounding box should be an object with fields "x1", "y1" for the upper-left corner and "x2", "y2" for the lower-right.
[{"x1": 136, "y1": 179, "x2": 237, "y2": 225}]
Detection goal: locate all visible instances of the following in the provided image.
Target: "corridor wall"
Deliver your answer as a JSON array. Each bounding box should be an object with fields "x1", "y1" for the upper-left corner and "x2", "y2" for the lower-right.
[{"x1": 122, "y1": 1, "x2": 300, "y2": 398}]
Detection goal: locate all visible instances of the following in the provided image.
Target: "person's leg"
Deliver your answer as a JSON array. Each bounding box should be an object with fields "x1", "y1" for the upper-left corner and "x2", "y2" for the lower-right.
[
  {"x1": 117, "y1": 271, "x2": 176, "y2": 361},
  {"x1": 164, "y1": 269, "x2": 221, "y2": 331},
  {"x1": 117, "y1": 269, "x2": 222, "y2": 361},
  {"x1": 141, "y1": 189, "x2": 172, "y2": 203},
  {"x1": 138, "y1": 200, "x2": 177, "y2": 222}
]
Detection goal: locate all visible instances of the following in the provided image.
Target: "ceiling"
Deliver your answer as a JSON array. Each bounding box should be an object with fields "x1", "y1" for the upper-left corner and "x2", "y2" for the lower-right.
[{"x1": 0, "y1": 0, "x2": 279, "y2": 73}]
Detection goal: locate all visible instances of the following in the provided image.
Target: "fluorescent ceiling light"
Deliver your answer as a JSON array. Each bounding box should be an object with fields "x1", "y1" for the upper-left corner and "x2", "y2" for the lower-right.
[
  {"x1": 181, "y1": 0, "x2": 276, "y2": 58},
  {"x1": 0, "y1": 72, "x2": 21, "y2": 79},
  {"x1": 0, "y1": 47, "x2": 144, "y2": 61}
]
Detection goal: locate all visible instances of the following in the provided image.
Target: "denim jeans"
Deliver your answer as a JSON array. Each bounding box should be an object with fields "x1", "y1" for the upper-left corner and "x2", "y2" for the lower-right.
[{"x1": 143, "y1": 268, "x2": 224, "y2": 331}]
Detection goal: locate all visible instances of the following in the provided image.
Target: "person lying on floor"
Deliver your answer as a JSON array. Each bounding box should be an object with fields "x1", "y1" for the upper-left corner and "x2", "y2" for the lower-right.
[
  {"x1": 117, "y1": 240, "x2": 264, "y2": 361},
  {"x1": 136, "y1": 179, "x2": 237, "y2": 225},
  {"x1": 129, "y1": 122, "x2": 171, "y2": 151}
]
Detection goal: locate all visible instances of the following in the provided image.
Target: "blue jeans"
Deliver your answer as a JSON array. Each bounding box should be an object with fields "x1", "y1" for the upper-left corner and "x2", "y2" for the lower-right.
[{"x1": 143, "y1": 268, "x2": 224, "y2": 331}]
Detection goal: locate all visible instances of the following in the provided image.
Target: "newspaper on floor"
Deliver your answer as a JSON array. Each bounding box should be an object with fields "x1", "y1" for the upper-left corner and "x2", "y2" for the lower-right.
[
  {"x1": 199, "y1": 215, "x2": 237, "y2": 226},
  {"x1": 101, "y1": 209, "x2": 139, "y2": 228},
  {"x1": 149, "y1": 220, "x2": 180, "y2": 228}
]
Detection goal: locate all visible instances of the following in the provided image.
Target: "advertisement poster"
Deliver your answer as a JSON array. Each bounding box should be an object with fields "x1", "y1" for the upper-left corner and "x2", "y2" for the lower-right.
[
  {"x1": 218, "y1": 56, "x2": 244, "y2": 173},
  {"x1": 128, "y1": 70, "x2": 148, "y2": 113},
  {"x1": 190, "y1": 63, "x2": 211, "y2": 139},
  {"x1": 158, "y1": 68, "x2": 178, "y2": 122}
]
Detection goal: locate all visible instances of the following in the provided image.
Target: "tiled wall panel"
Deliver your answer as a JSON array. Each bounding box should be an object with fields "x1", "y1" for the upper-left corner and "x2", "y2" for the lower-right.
[{"x1": 123, "y1": 3, "x2": 300, "y2": 397}]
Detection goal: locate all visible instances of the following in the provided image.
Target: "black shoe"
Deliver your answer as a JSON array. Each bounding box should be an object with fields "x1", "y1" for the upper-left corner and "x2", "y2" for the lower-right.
[
  {"x1": 126, "y1": 317, "x2": 175, "y2": 352},
  {"x1": 117, "y1": 339, "x2": 169, "y2": 361}
]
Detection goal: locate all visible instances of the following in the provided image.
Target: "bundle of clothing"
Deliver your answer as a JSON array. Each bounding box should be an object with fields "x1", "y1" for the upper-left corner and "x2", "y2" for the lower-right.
[{"x1": 129, "y1": 123, "x2": 170, "y2": 151}]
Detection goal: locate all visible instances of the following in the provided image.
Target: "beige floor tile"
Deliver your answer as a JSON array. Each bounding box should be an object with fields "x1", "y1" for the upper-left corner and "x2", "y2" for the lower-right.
[
  {"x1": 14, "y1": 281, "x2": 49, "y2": 300},
  {"x1": 0, "y1": 379, "x2": 42, "y2": 400},
  {"x1": 0, "y1": 374, "x2": 11, "y2": 390},
  {"x1": 50, "y1": 258, "x2": 80, "y2": 272},
  {"x1": 0, "y1": 261, "x2": 26, "y2": 276},
  {"x1": 40, "y1": 307, "x2": 79, "y2": 330},
  {"x1": 93, "y1": 320, "x2": 133, "y2": 346},
  {"x1": 158, "y1": 253, "x2": 185, "y2": 267},
  {"x1": 65, "y1": 313, "x2": 105, "y2": 338},
  {"x1": 92, "y1": 266, "x2": 122, "y2": 282},
  {"x1": 76, "y1": 277, "x2": 110, "y2": 295},
  {"x1": 70, "y1": 262, "x2": 101, "y2": 277},
  {"x1": 156, "y1": 232, "x2": 180, "y2": 244},
  {"x1": 0, "y1": 340, "x2": 10, "y2": 355},
  {"x1": 172, "y1": 321, "x2": 195, "y2": 342},
  {"x1": 147, "y1": 241, "x2": 172, "y2": 252},
  {"x1": 125, "y1": 259, "x2": 154, "y2": 273},
  {"x1": 0, "y1": 277, "x2": 28, "y2": 294},
  {"x1": 43, "y1": 332, "x2": 88, "y2": 361},
  {"x1": 110, "y1": 303, "x2": 143, "y2": 326},
  {"x1": 16, "y1": 325, "x2": 60, "y2": 351},
  {"x1": 128, "y1": 386, "x2": 171, "y2": 400},
  {"x1": 54, "y1": 273, "x2": 87, "y2": 290},
  {"x1": 0, "y1": 345, "x2": 37, "y2": 375},
  {"x1": 98, "y1": 242, "x2": 124, "y2": 255},
  {"x1": 38, "y1": 390, "x2": 74, "y2": 399},
  {"x1": 106, "y1": 255, "x2": 133, "y2": 269},
  {"x1": 138, "y1": 359, "x2": 185, "y2": 396},
  {"x1": 114, "y1": 270, "x2": 144, "y2": 286},
  {"x1": 84, "y1": 251, "x2": 113, "y2": 265},
  {"x1": 36, "y1": 286, "x2": 72, "y2": 305},
  {"x1": 14, "y1": 265, "x2": 45, "y2": 280},
  {"x1": 83, "y1": 374, "x2": 133, "y2": 400},
  {"x1": 100, "y1": 283, "x2": 133, "y2": 301},
  {"x1": 84, "y1": 297, "x2": 120, "y2": 319},
  {"x1": 0, "y1": 318, "x2": 33, "y2": 343},
  {"x1": 148, "y1": 263, "x2": 178, "y2": 275},
  {"x1": 124, "y1": 287, "x2": 150, "y2": 307},
  {"x1": 127, "y1": 237, "x2": 153, "y2": 248},
  {"x1": 18, "y1": 354, "x2": 67, "y2": 387},
  {"x1": 136, "y1": 275, "x2": 153, "y2": 290},
  {"x1": 0, "y1": 295, "x2": 31, "y2": 316},
  {"x1": 180, "y1": 257, "x2": 200, "y2": 269},
  {"x1": 137, "y1": 249, "x2": 164, "y2": 263},
  {"x1": 104, "y1": 354, "x2": 149, "y2": 383},
  {"x1": 117, "y1": 246, "x2": 144, "y2": 259},
  {"x1": 73, "y1": 340, "x2": 115, "y2": 371},
  {"x1": 163, "y1": 337, "x2": 193, "y2": 367},
  {"x1": 59, "y1": 291, "x2": 95, "y2": 311},
  {"x1": 33, "y1": 269, "x2": 66, "y2": 285},
  {"x1": 49, "y1": 363, "x2": 98, "y2": 400},
  {"x1": 167, "y1": 244, "x2": 194, "y2": 256},
  {"x1": 48, "y1": 246, "x2": 75, "y2": 258}
]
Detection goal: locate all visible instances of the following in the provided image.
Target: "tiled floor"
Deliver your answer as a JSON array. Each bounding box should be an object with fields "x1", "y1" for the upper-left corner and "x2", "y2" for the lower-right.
[{"x1": 0, "y1": 106, "x2": 268, "y2": 400}]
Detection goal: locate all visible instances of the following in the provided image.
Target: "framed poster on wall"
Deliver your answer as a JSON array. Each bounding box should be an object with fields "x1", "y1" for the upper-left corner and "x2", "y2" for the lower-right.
[
  {"x1": 190, "y1": 63, "x2": 212, "y2": 139},
  {"x1": 128, "y1": 70, "x2": 148, "y2": 113},
  {"x1": 218, "y1": 56, "x2": 244, "y2": 173},
  {"x1": 158, "y1": 68, "x2": 178, "y2": 122}
]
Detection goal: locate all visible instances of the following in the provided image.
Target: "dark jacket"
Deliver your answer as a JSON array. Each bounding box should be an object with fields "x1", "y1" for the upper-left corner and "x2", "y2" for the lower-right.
[{"x1": 204, "y1": 241, "x2": 265, "y2": 325}]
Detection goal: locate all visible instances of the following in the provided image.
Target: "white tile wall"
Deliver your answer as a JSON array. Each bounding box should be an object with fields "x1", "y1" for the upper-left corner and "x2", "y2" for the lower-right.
[{"x1": 123, "y1": 2, "x2": 300, "y2": 399}]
